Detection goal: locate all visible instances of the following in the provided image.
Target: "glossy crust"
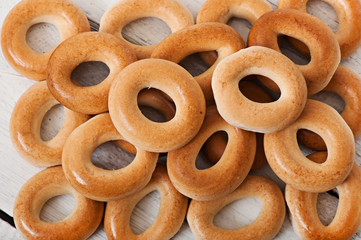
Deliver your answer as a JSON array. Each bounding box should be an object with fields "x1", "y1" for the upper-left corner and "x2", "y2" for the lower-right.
[
  {"x1": 62, "y1": 113, "x2": 159, "y2": 201},
  {"x1": 212, "y1": 46, "x2": 307, "y2": 133},
  {"x1": 104, "y1": 165, "x2": 188, "y2": 240},
  {"x1": 99, "y1": 0, "x2": 194, "y2": 59},
  {"x1": 298, "y1": 66, "x2": 361, "y2": 150},
  {"x1": 9, "y1": 81, "x2": 89, "y2": 167},
  {"x1": 264, "y1": 100, "x2": 355, "y2": 192},
  {"x1": 114, "y1": 88, "x2": 175, "y2": 155},
  {"x1": 108, "y1": 59, "x2": 206, "y2": 152},
  {"x1": 196, "y1": 0, "x2": 272, "y2": 65},
  {"x1": 151, "y1": 22, "x2": 245, "y2": 103},
  {"x1": 47, "y1": 32, "x2": 137, "y2": 114},
  {"x1": 202, "y1": 81, "x2": 273, "y2": 169},
  {"x1": 167, "y1": 106, "x2": 256, "y2": 201},
  {"x1": 1, "y1": 0, "x2": 90, "y2": 81},
  {"x1": 187, "y1": 175, "x2": 285, "y2": 240},
  {"x1": 248, "y1": 8, "x2": 340, "y2": 95},
  {"x1": 286, "y1": 162, "x2": 361, "y2": 240},
  {"x1": 13, "y1": 166, "x2": 104, "y2": 240},
  {"x1": 278, "y1": 0, "x2": 361, "y2": 60}
]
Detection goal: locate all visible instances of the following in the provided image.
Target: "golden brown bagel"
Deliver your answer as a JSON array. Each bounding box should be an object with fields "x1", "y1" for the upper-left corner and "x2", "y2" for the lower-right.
[
  {"x1": 264, "y1": 100, "x2": 355, "y2": 192},
  {"x1": 187, "y1": 175, "x2": 285, "y2": 240},
  {"x1": 248, "y1": 8, "x2": 340, "y2": 95},
  {"x1": 114, "y1": 88, "x2": 175, "y2": 155},
  {"x1": 286, "y1": 161, "x2": 361, "y2": 240},
  {"x1": 298, "y1": 66, "x2": 361, "y2": 150},
  {"x1": 278, "y1": 0, "x2": 361, "y2": 60},
  {"x1": 1, "y1": 0, "x2": 89, "y2": 80},
  {"x1": 47, "y1": 32, "x2": 137, "y2": 115},
  {"x1": 99, "y1": 0, "x2": 194, "y2": 59},
  {"x1": 104, "y1": 165, "x2": 188, "y2": 240},
  {"x1": 151, "y1": 22, "x2": 245, "y2": 103},
  {"x1": 212, "y1": 46, "x2": 307, "y2": 133},
  {"x1": 62, "y1": 113, "x2": 159, "y2": 201},
  {"x1": 108, "y1": 59, "x2": 206, "y2": 153},
  {"x1": 13, "y1": 166, "x2": 104, "y2": 240},
  {"x1": 167, "y1": 106, "x2": 256, "y2": 201},
  {"x1": 10, "y1": 82, "x2": 89, "y2": 167}
]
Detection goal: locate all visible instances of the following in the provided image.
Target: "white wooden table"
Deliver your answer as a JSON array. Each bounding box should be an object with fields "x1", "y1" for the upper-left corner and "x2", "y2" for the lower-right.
[{"x1": 0, "y1": 0, "x2": 361, "y2": 239}]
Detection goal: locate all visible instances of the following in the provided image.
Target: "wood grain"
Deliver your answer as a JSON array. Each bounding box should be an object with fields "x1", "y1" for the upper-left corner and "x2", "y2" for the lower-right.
[{"x1": 0, "y1": 0, "x2": 360, "y2": 239}]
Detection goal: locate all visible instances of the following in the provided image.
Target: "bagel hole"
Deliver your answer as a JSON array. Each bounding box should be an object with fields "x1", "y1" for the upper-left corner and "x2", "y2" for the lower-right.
[
  {"x1": 91, "y1": 141, "x2": 135, "y2": 170},
  {"x1": 278, "y1": 35, "x2": 311, "y2": 65},
  {"x1": 130, "y1": 190, "x2": 160, "y2": 234},
  {"x1": 297, "y1": 129, "x2": 327, "y2": 159},
  {"x1": 122, "y1": 17, "x2": 171, "y2": 46},
  {"x1": 306, "y1": 0, "x2": 338, "y2": 33},
  {"x1": 137, "y1": 88, "x2": 176, "y2": 123},
  {"x1": 311, "y1": 91, "x2": 345, "y2": 114},
  {"x1": 71, "y1": 61, "x2": 110, "y2": 87},
  {"x1": 214, "y1": 197, "x2": 262, "y2": 229},
  {"x1": 26, "y1": 23, "x2": 60, "y2": 53},
  {"x1": 179, "y1": 53, "x2": 210, "y2": 77},
  {"x1": 317, "y1": 191, "x2": 339, "y2": 226},
  {"x1": 40, "y1": 194, "x2": 75, "y2": 222},
  {"x1": 227, "y1": 17, "x2": 252, "y2": 45},
  {"x1": 40, "y1": 104, "x2": 64, "y2": 141},
  {"x1": 201, "y1": 131, "x2": 228, "y2": 168},
  {"x1": 239, "y1": 76, "x2": 278, "y2": 103}
]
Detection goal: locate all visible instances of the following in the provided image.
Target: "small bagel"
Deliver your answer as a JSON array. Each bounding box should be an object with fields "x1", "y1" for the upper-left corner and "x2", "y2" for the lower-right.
[
  {"x1": 187, "y1": 175, "x2": 285, "y2": 240},
  {"x1": 99, "y1": 0, "x2": 194, "y2": 59},
  {"x1": 196, "y1": 0, "x2": 272, "y2": 65},
  {"x1": 286, "y1": 162, "x2": 361, "y2": 240},
  {"x1": 298, "y1": 66, "x2": 361, "y2": 150},
  {"x1": 10, "y1": 81, "x2": 89, "y2": 167},
  {"x1": 212, "y1": 46, "x2": 307, "y2": 133},
  {"x1": 47, "y1": 32, "x2": 137, "y2": 115},
  {"x1": 167, "y1": 106, "x2": 256, "y2": 201},
  {"x1": 104, "y1": 165, "x2": 188, "y2": 240},
  {"x1": 13, "y1": 166, "x2": 104, "y2": 240},
  {"x1": 248, "y1": 8, "x2": 340, "y2": 95},
  {"x1": 278, "y1": 0, "x2": 361, "y2": 60},
  {"x1": 114, "y1": 88, "x2": 175, "y2": 155},
  {"x1": 203, "y1": 81, "x2": 273, "y2": 169},
  {"x1": 62, "y1": 113, "x2": 159, "y2": 201},
  {"x1": 1, "y1": 0, "x2": 90, "y2": 81},
  {"x1": 151, "y1": 22, "x2": 245, "y2": 103},
  {"x1": 108, "y1": 59, "x2": 206, "y2": 153},
  {"x1": 264, "y1": 100, "x2": 355, "y2": 192}
]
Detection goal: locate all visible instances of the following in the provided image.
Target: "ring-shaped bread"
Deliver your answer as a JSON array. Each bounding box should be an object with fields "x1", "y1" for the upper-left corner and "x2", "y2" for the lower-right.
[
  {"x1": 286, "y1": 161, "x2": 361, "y2": 240},
  {"x1": 196, "y1": 0, "x2": 272, "y2": 65},
  {"x1": 114, "y1": 89, "x2": 175, "y2": 155},
  {"x1": 62, "y1": 113, "x2": 159, "y2": 201},
  {"x1": 212, "y1": 46, "x2": 307, "y2": 133},
  {"x1": 298, "y1": 66, "x2": 361, "y2": 150},
  {"x1": 187, "y1": 175, "x2": 285, "y2": 240},
  {"x1": 104, "y1": 165, "x2": 188, "y2": 240},
  {"x1": 151, "y1": 22, "x2": 245, "y2": 103},
  {"x1": 278, "y1": 0, "x2": 361, "y2": 60},
  {"x1": 167, "y1": 106, "x2": 256, "y2": 201},
  {"x1": 203, "y1": 81, "x2": 273, "y2": 169},
  {"x1": 10, "y1": 81, "x2": 89, "y2": 167},
  {"x1": 108, "y1": 59, "x2": 206, "y2": 153},
  {"x1": 264, "y1": 99, "x2": 355, "y2": 192},
  {"x1": 13, "y1": 166, "x2": 104, "y2": 240},
  {"x1": 99, "y1": 0, "x2": 194, "y2": 59},
  {"x1": 47, "y1": 32, "x2": 137, "y2": 115},
  {"x1": 1, "y1": 0, "x2": 90, "y2": 80},
  {"x1": 248, "y1": 8, "x2": 340, "y2": 96}
]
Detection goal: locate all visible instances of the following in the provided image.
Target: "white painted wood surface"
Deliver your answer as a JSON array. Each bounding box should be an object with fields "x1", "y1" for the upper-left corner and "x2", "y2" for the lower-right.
[{"x1": 0, "y1": 0, "x2": 361, "y2": 239}]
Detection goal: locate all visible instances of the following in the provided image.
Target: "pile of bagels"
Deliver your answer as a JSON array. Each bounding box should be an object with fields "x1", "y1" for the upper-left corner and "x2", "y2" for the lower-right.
[{"x1": 2, "y1": 0, "x2": 361, "y2": 239}]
